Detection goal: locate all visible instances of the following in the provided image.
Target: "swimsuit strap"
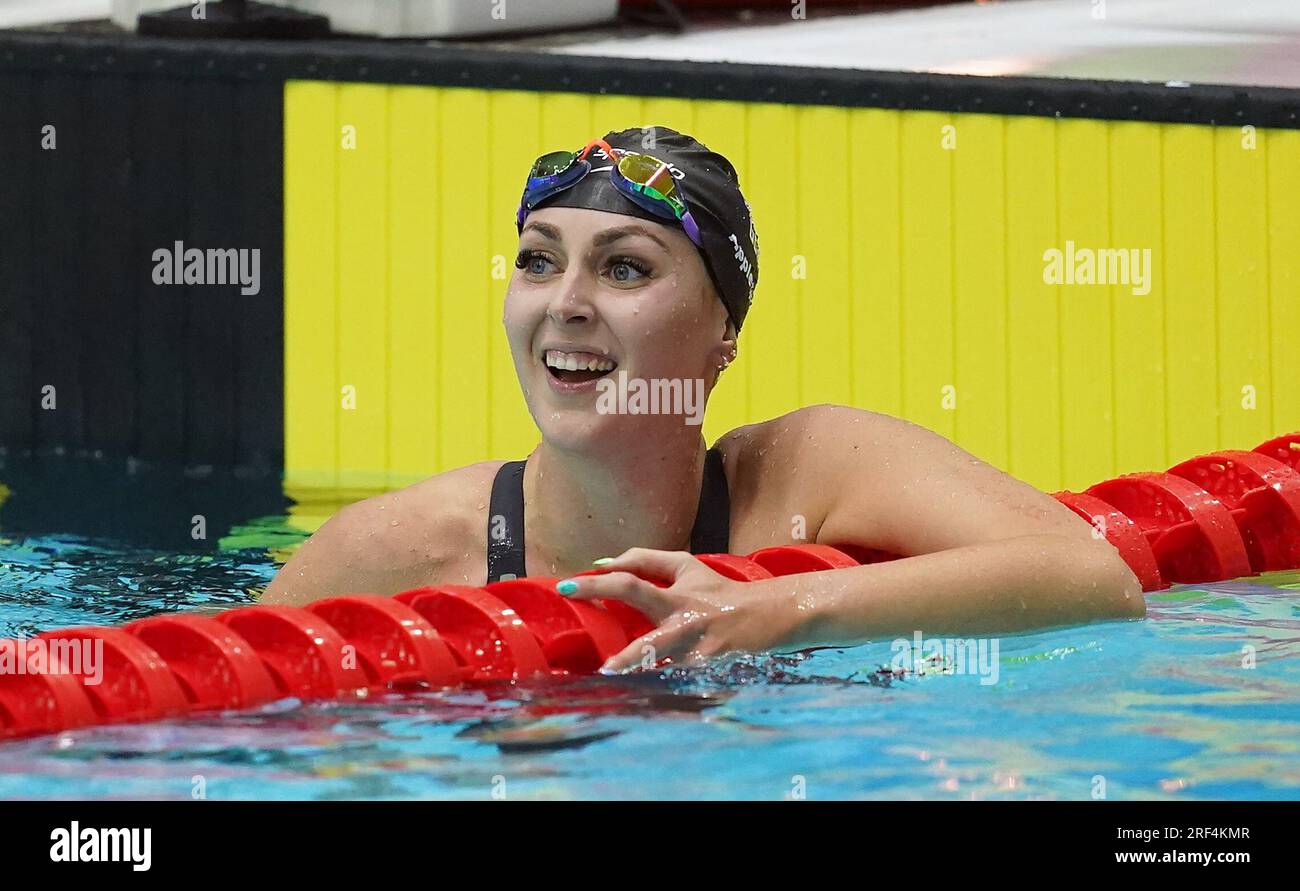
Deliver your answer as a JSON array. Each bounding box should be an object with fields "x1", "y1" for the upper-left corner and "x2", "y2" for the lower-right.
[
  {"x1": 485, "y1": 460, "x2": 528, "y2": 583},
  {"x1": 484, "y1": 447, "x2": 731, "y2": 584},
  {"x1": 690, "y1": 445, "x2": 732, "y2": 555}
]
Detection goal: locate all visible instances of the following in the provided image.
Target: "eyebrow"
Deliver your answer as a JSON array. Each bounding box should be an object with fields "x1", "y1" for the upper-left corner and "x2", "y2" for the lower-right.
[{"x1": 521, "y1": 220, "x2": 672, "y2": 254}]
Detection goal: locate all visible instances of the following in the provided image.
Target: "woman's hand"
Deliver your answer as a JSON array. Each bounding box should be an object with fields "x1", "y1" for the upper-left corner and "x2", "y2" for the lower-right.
[{"x1": 559, "y1": 548, "x2": 799, "y2": 673}]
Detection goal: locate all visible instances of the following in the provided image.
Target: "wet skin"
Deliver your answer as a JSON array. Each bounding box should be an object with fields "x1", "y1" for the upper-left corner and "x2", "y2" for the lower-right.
[{"x1": 262, "y1": 206, "x2": 1144, "y2": 670}]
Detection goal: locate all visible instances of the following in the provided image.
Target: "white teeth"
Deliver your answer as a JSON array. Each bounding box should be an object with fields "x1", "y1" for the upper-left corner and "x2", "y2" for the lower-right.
[{"x1": 545, "y1": 350, "x2": 616, "y2": 372}]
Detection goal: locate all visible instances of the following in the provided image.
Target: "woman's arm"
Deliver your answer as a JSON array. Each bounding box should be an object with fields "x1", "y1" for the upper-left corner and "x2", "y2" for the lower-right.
[
  {"x1": 563, "y1": 405, "x2": 1143, "y2": 670},
  {"x1": 564, "y1": 532, "x2": 1140, "y2": 672},
  {"x1": 766, "y1": 532, "x2": 1143, "y2": 645},
  {"x1": 802, "y1": 405, "x2": 1143, "y2": 625},
  {"x1": 802, "y1": 404, "x2": 1124, "y2": 563}
]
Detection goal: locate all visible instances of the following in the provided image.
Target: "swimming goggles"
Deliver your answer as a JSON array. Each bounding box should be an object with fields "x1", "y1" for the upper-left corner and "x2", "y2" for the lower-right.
[{"x1": 515, "y1": 137, "x2": 704, "y2": 248}]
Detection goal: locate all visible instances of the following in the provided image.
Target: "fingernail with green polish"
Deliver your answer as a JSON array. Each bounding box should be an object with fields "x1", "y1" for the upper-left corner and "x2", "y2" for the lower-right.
[
  {"x1": 556, "y1": 579, "x2": 578, "y2": 596},
  {"x1": 592, "y1": 557, "x2": 614, "y2": 565}
]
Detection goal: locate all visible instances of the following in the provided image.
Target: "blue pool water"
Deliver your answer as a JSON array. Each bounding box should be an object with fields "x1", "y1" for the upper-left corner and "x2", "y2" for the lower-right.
[{"x1": 1, "y1": 464, "x2": 1298, "y2": 800}]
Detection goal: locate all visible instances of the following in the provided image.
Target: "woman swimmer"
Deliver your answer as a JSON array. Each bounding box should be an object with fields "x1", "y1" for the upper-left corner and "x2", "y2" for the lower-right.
[{"x1": 261, "y1": 127, "x2": 1144, "y2": 671}]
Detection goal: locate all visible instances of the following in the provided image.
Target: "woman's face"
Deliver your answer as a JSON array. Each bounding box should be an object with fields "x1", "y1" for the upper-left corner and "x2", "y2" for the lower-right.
[{"x1": 504, "y1": 205, "x2": 729, "y2": 451}]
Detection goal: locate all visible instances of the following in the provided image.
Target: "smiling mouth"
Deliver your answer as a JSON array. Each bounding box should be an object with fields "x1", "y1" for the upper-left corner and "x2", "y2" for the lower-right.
[{"x1": 543, "y1": 349, "x2": 618, "y2": 385}]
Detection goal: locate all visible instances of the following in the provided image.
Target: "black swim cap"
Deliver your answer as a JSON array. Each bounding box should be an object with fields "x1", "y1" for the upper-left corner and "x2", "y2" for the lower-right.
[{"x1": 517, "y1": 126, "x2": 759, "y2": 332}]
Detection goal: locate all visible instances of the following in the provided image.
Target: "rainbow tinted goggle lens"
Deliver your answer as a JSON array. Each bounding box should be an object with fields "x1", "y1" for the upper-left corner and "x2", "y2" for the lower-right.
[{"x1": 515, "y1": 138, "x2": 704, "y2": 248}]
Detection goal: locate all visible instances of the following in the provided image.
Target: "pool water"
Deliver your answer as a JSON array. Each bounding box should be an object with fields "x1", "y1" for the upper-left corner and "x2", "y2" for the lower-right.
[{"x1": 2, "y1": 463, "x2": 1299, "y2": 800}]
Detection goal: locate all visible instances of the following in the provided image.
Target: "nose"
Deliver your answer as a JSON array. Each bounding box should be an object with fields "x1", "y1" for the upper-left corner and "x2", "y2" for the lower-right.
[{"x1": 545, "y1": 272, "x2": 597, "y2": 326}]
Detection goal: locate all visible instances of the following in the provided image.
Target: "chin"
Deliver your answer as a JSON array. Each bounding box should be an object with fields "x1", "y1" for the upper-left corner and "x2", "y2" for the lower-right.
[{"x1": 532, "y1": 406, "x2": 622, "y2": 454}]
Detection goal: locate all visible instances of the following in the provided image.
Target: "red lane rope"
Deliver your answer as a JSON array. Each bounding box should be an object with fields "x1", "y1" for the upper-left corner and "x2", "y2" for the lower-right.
[{"x1": 4, "y1": 432, "x2": 1299, "y2": 740}]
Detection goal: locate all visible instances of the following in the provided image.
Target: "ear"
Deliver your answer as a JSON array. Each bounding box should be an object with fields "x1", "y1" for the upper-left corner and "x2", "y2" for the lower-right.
[
  {"x1": 723, "y1": 320, "x2": 737, "y2": 361},
  {"x1": 715, "y1": 320, "x2": 738, "y2": 376}
]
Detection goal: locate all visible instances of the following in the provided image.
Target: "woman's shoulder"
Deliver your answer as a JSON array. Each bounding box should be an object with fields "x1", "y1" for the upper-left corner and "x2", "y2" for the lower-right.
[
  {"x1": 342, "y1": 460, "x2": 506, "y2": 548},
  {"x1": 389, "y1": 460, "x2": 508, "y2": 505},
  {"x1": 263, "y1": 461, "x2": 507, "y2": 604},
  {"x1": 713, "y1": 404, "x2": 905, "y2": 463},
  {"x1": 713, "y1": 404, "x2": 939, "y2": 505}
]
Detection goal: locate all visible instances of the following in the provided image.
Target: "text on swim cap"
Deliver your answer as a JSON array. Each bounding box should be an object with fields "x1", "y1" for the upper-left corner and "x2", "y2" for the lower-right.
[{"x1": 728, "y1": 233, "x2": 756, "y2": 295}]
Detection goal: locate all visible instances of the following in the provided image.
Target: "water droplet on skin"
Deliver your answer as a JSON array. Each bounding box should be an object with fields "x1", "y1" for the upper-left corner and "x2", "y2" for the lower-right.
[{"x1": 390, "y1": 520, "x2": 399, "y2": 527}]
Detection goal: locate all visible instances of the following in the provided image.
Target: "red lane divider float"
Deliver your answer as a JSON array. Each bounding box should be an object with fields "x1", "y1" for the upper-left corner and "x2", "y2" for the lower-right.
[
  {"x1": 125, "y1": 613, "x2": 279, "y2": 710},
  {"x1": 1052, "y1": 491, "x2": 1166, "y2": 592},
  {"x1": 5, "y1": 432, "x2": 1300, "y2": 741},
  {"x1": 1052, "y1": 432, "x2": 1300, "y2": 589},
  {"x1": 748, "y1": 544, "x2": 858, "y2": 576},
  {"x1": 484, "y1": 578, "x2": 628, "y2": 673},
  {"x1": 394, "y1": 586, "x2": 550, "y2": 682},
  {"x1": 0, "y1": 640, "x2": 98, "y2": 738},
  {"x1": 307, "y1": 596, "x2": 461, "y2": 690},
  {"x1": 697, "y1": 553, "x2": 775, "y2": 581},
  {"x1": 1168, "y1": 450, "x2": 1300, "y2": 574},
  {"x1": 216, "y1": 606, "x2": 369, "y2": 700},
  {"x1": 1085, "y1": 472, "x2": 1252, "y2": 586},
  {"x1": 1254, "y1": 433, "x2": 1300, "y2": 475},
  {"x1": 34, "y1": 627, "x2": 189, "y2": 724}
]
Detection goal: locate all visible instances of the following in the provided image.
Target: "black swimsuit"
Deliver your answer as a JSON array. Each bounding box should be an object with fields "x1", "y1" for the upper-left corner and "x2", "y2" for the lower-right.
[{"x1": 485, "y1": 447, "x2": 731, "y2": 583}]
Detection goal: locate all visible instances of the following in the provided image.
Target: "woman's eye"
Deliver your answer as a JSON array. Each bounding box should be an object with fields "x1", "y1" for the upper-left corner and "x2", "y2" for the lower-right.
[
  {"x1": 606, "y1": 256, "x2": 650, "y2": 284},
  {"x1": 515, "y1": 249, "x2": 556, "y2": 276}
]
